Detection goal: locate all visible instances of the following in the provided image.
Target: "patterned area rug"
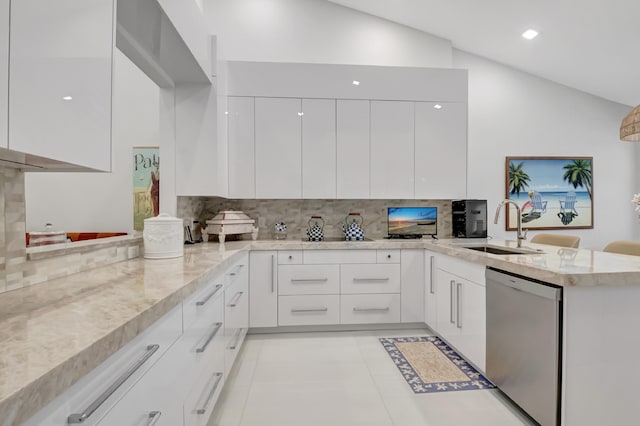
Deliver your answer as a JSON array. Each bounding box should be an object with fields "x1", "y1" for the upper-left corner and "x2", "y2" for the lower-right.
[{"x1": 379, "y1": 336, "x2": 495, "y2": 394}]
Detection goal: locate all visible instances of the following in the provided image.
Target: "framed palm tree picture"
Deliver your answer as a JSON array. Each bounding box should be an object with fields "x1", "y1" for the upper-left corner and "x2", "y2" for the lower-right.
[{"x1": 504, "y1": 156, "x2": 593, "y2": 231}]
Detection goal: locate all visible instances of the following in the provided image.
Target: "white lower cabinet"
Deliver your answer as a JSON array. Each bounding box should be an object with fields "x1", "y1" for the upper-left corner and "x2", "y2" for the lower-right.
[
  {"x1": 25, "y1": 254, "x2": 250, "y2": 426},
  {"x1": 249, "y1": 251, "x2": 278, "y2": 327},
  {"x1": 278, "y1": 264, "x2": 340, "y2": 295},
  {"x1": 24, "y1": 306, "x2": 183, "y2": 426},
  {"x1": 424, "y1": 250, "x2": 437, "y2": 328},
  {"x1": 340, "y1": 264, "x2": 400, "y2": 294},
  {"x1": 250, "y1": 249, "x2": 424, "y2": 328},
  {"x1": 224, "y1": 257, "x2": 249, "y2": 376},
  {"x1": 435, "y1": 255, "x2": 486, "y2": 371},
  {"x1": 400, "y1": 250, "x2": 425, "y2": 323},
  {"x1": 340, "y1": 294, "x2": 401, "y2": 324},
  {"x1": 278, "y1": 295, "x2": 340, "y2": 326}
]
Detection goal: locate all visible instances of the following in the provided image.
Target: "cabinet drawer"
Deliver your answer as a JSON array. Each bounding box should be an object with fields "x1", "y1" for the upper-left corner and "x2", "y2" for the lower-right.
[
  {"x1": 377, "y1": 249, "x2": 400, "y2": 263},
  {"x1": 225, "y1": 277, "x2": 249, "y2": 334},
  {"x1": 340, "y1": 294, "x2": 401, "y2": 324},
  {"x1": 303, "y1": 249, "x2": 376, "y2": 264},
  {"x1": 225, "y1": 258, "x2": 248, "y2": 287},
  {"x1": 183, "y1": 274, "x2": 225, "y2": 330},
  {"x1": 340, "y1": 264, "x2": 401, "y2": 294},
  {"x1": 278, "y1": 295, "x2": 340, "y2": 326},
  {"x1": 25, "y1": 305, "x2": 182, "y2": 426},
  {"x1": 437, "y1": 254, "x2": 485, "y2": 285},
  {"x1": 278, "y1": 264, "x2": 340, "y2": 295},
  {"x1": 225, "y1": 327, "x2": 248, "y2": 377},
  {"x1": 278, "y1": 250, "x2": 302, "y2": 264},
  {"x1": 225, "y1": 276, "x2": 249, "y2": 376},
  {"x1": 184, "y1": 354, "x2": 226, "y2": 426}
]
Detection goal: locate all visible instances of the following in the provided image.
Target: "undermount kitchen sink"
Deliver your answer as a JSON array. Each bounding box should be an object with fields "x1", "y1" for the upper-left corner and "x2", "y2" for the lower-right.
[{"x1": 464, "y1": 245, "x2": 543, "y2": 255}]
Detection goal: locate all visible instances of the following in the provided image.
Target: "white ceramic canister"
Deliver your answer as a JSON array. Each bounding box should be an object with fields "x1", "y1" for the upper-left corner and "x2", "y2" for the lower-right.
[{"x1": 143, "y1": 213, "x2": 184, "y2": 259}]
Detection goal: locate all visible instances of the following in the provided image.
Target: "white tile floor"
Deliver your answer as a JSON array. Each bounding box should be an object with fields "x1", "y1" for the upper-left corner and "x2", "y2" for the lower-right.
[{"x1": 209, "y1": 329, "x2": 536, "y2": 426}]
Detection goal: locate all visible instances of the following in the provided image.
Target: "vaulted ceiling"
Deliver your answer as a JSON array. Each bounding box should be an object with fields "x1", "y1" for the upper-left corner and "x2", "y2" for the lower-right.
[{"x1": 327, "y1": 0, "x2": 640, "y2": 107}]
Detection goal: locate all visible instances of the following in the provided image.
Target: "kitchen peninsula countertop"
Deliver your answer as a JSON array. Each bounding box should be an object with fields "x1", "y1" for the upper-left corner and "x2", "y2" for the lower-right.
[{"x1": 3, "y1": 238, "x2": 640, "y2": 424}]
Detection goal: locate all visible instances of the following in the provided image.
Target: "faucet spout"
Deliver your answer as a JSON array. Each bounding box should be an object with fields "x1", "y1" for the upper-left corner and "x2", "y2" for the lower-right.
[{"x1": 494, "y1": 199, "x2": 527, "y2": 248}]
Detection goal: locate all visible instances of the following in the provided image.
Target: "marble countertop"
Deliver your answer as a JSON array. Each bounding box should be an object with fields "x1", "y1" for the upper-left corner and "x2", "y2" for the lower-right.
[
  {"x1": 252, "y1": 238, "x2": 640, "y2": 287},
  {"x1": 3, "y1": 237, "x2": 640, "y2": 424}
]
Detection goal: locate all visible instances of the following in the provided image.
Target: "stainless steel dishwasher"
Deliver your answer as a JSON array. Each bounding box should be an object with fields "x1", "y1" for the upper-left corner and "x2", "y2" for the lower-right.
[{"x1": 486, "y1": 268, "x2": 563, "y2": 426}]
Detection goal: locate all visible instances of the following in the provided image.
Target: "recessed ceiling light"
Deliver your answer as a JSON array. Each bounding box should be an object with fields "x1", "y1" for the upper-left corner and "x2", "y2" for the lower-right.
[
  {"x1": 352, "y1": 80, "x2": 360, "y2": 86},
  {"x1": 434, "y1": 104, "x2": 443, "y2": 110},
  {"x1": 522, "y1": 29, "x2": 538, "y2": 40},
  {"x1": 224, "y1": 111, "x2": 229, "y2": 115},
  {"x1": 62, "y1": 96, "x2": 73, "y2": 101},
  {"x1": 298, "y1": 112, "x2": 304, "y2": 116}
]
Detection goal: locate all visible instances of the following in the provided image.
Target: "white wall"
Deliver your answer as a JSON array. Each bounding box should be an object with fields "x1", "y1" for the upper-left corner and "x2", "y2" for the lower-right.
[
  {"x1": 205, "y1": 0, "x2": 452, "y2": 68},
  {"x1": 454, "y1": 50, "x2": 637, "y2": 249},
  {"x1": 25, "y1": 50, "x2": 177, "y2": 233}
]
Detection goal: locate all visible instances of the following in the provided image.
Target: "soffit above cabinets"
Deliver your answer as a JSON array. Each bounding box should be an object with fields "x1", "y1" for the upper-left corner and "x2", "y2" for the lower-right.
[{"x1": 226, "y1": 61, "x2": 467, "y2": 102}]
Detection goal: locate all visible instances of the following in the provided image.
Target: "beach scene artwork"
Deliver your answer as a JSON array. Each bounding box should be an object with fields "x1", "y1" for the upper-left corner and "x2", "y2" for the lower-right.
[{"x1": 505, "y1": 157, "x2": 593, "y2": 230}]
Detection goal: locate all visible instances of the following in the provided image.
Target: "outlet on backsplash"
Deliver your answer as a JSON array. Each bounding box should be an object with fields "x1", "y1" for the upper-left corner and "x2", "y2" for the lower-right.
[{"x1": 177, "y1": 197, "x2": 453, "y2": 240}]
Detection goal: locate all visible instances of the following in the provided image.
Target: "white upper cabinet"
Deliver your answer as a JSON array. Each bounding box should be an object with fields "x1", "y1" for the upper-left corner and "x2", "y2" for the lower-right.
[
  {"x1": 228, "y1": 97, "x2": 255, "y2": 198},
  {"x1": 0, "y1": 0, "x2": 8, "y2": 149},
  {"x1": 415, "y1": 102, "x2": 467, "y2": 199},
  {"x1": 337, "y1": 100, "x2": 370, "y2": 199},
  {"x1": 175, "y1": 83, "x2": 228, "y2": 197},
  {"x1": 9, "y1": 0, "x2": 114, "y2": 171},
  {"x1": 254, "y1": 97, "x2": 302, "y2": 198},
  {"x1": 370, "y1": 101, "x2": 415, "y2": 199},
  {"x1": 302, "y1": 99, "x2": 336, "y2": 199}
]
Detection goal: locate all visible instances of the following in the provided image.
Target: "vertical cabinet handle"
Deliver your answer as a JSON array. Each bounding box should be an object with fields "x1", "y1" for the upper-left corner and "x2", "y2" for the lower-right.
[
  {"x1": 147, "y1": 411, "x2": 162, "y2": 426},
  {"x1": 68, "y1": 344, "x2": 159, "y2": 423},
  {"x1": 450, "y1": 280, "x2": 456, "y2": 324},
  {"x1": 456, "y1": 282, "x2": 462, "y2": 329},
  {"x1": 429, "y1": 256, "x2": 435, "y2": 294},
  {"x1": 271, "y1": 254, "x2": 275, "y2": 293}
]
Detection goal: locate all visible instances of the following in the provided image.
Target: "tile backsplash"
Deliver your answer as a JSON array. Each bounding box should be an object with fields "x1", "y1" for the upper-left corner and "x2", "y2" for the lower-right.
[
  {"x1": 0, "y1": 166, "x2": 141, "y2": 295},
  {"x1": 178, "y1": 197, "x2": 452, "y2": 241}
]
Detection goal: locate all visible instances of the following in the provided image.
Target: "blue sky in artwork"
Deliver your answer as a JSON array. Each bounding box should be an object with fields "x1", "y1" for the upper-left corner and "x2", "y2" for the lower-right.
[{"x1": 510, "y1": 159, "x2": 589, "y2": 192}]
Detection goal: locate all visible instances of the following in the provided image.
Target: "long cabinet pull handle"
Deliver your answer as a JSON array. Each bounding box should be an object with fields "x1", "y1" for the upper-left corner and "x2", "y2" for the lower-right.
[
  {"x1": 147, "y1": 411, "x2": 162, "y2": 426},
  {"x1": 291, "y1": 307, "x2": 328, "y2": 313},
  {"x1": 196, "y1": 322, "x2": 223, "y2": 353},
  {"x1": 456, "y1": 282, "x2": 462, "y2": 329},
  {"x1": 271, "y1": 254, "x2": 275, "y2": 293},
  {"x1": 227, "y1": 291, "x2": 244, "y2": 307},
  {"x1": 353, "y1": 307, "x2": 390, "y2": 312},
  {"x1": 291, "y1": 278, "x2": 328, "y2": 283},
  {"x1": 353, "y1": 278, "x2": 389, "y2": 282},
  {"x1": 196, "y1": 284, "x2": 223, "y2": 306},
  {"x1": 68, "y1": 344, "x2": 160, "y2": 424},
  {"x1": 429, "y1": 256, "x2": 435, "y2": 294},
  {"x1": 228, "y1": 328, "x2": 243, "y2": 350},
  {"x1": 450, "y1": 280, "x2": 456, "y2": 324},
  {"x1": 195, "y1": 372, "x2": 223, "y2": 415}
]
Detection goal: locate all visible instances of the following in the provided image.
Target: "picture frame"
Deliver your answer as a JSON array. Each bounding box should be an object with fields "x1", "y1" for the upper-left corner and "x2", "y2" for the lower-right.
[{"x1": 505, "y1": 156, "x2": 593, "y2": 231}]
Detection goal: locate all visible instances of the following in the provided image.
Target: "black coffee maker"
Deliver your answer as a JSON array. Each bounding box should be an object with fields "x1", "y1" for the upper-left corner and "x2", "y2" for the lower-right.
[{"x1": 452, "y1": 200, "x2": 488, "y2": 238}]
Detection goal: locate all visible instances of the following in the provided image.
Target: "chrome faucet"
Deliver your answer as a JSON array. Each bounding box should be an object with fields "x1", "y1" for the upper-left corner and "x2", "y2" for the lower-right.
[{"x1": 494, "y1": 199, "x2": 527, "y2": 248}]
